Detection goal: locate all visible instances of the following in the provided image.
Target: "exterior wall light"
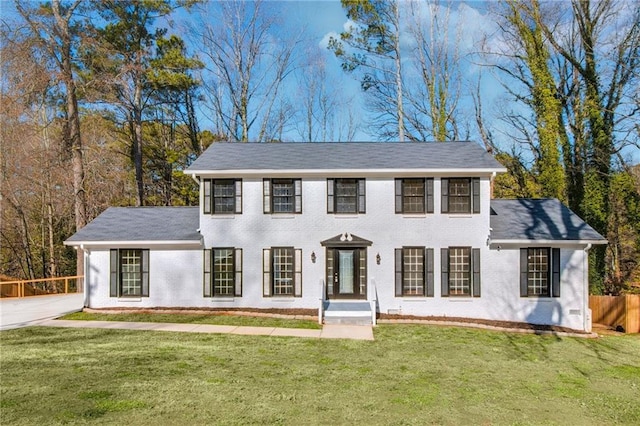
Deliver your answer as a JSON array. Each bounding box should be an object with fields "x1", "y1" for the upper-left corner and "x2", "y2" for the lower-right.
[
  {"x1": 376, "y1": 253, "x2": 381, "y2": 265},
  {"x1": 311, "y1": 251, "x2": 316, "y2": 263}
]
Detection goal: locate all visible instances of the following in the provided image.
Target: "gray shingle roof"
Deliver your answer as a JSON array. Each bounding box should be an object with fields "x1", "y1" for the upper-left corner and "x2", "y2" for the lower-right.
[
  {"x1": 490, "y1": 199, "x2": 606, "y2": 242},
  {"x1": 65, "y1": 207, "x2": 201, "y2": 244},
  {"x1": 187, "y1": 141, "x2": 505, "y2": 172}
]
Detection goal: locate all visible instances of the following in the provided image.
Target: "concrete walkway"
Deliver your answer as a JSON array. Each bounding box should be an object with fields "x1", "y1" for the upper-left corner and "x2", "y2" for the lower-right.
[
  {"x1": 35, "y1": 319, "x2": 375, "y2": 341},
  {"x1": 0, "y1": 293, "x2": 84, "y2": 331}
]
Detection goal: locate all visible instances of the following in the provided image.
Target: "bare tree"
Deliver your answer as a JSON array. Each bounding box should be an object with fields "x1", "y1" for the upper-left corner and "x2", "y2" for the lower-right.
[
  {"x1": 195, "y1": 0, "x2": 301, "y2": 142},
  {"x1": 15, "y1": 0, "x2": 87, "y2": 275}
]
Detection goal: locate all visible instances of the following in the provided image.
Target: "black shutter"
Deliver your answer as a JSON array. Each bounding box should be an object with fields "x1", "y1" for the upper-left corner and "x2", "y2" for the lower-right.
[
  {"x1": 234, "y1": 180, "x2": 242, "y2": 214},
  {"x1": 520, "y1": 248, "x2": 529, "y2": 297},
  {"x1": 141, "y1": 250, "x2": 149, "y2": 297},
  {"x1": 395, "y1": 248, "x2": 403, "y2": 297},
  {"x1": 472, "y1": 178, "x2": 480, "y2": 214},
  {"x1": 263, "y1": 179, "x2": 271, "y2": 213},
  {"x1": 426, "y1": 178, "x2": 434, "y2": 213},
  {"x1": 441, "y1": 179, "x2": 449, "y2": 213},
  {"x1": 395, "y1": 179, "x2": 403, "y2": 214},
  {"x1": 110, "y1": 249, "x2": 118, "y2": 297},
  {"x1": 472, "y1": 248, "x2": 481, "y2": 297},
  {"x1": 426, "y1": 248, "x2": 434, "y2": 297},
  {"x1": 294, "y1": 248, "x2": 302, "y2": 297},
  {"x1": 203, "y1": 179, "x2": 211, "y2": 214},
  {"x1": 327, "y1": 179, "x2": 334, "y2": 213},
  {"x1": 441, "y1": 248, "x2": 449, "y2": 297},
  {"x1": 358, "y1": 179, "x2": 366, "y2": 213},
  {"x1": 294, "y1": 179, "x2": 302, "y2": 213},
  {"x1": 552, "y1": 248, "x2": 560, "y2": 297},
  {"x1": 235, "y1": 248, "x2": 243, "y2": 297},
  {"x1": 203, "y1": 249, "x2": 212, "y2": 297},
  {"x1": 263, "y1": 248, "x2": 271, "y2": 297}
]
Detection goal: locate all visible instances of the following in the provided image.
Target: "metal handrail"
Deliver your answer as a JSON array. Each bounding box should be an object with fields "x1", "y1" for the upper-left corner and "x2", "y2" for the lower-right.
[
  {"x1": 318, "y1": 279, "x2": 325, "y2": 325},
  {"x1": 370, "y1": 278, "x2": 377, "y2": 326}
]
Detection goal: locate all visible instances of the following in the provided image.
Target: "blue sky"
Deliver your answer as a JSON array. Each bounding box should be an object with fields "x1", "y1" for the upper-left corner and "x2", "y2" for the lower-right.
[{"x1": 2, "y1": 0, "x2": 637, "y2": 164}]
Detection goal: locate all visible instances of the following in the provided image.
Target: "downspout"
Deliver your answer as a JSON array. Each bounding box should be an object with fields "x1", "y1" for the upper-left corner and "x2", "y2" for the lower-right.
[
  {"x1": 80, "y1": 244, "x2": 89, "y2": 308},
  {"x1": 490, "y1": 172, "x2": 496, "y2": 199},
  {"x1": 583, "y1": 243, "x2": 592, "y2": 333}
]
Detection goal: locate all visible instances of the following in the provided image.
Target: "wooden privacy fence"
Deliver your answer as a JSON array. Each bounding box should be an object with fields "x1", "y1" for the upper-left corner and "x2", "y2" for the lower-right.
[
  {"x1": 0, "y1": 276, "x2": 83, "y2": 298},
  {"x1": 589, "y1": 295, "x2": 640, "y2": 333}
]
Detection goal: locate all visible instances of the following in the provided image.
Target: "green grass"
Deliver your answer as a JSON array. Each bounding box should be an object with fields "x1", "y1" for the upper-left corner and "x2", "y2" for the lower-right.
[
  {"x1": 1, "y1": 325, "x2": 638, "y2": 425},
  {"x1": 60, "y1": 311, "x2": 322, "y2": 330}
]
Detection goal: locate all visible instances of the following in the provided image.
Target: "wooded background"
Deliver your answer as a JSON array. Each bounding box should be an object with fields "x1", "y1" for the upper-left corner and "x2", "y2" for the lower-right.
[{"x1": 1, "y1": 0, "x2": 638, "y2": 294}]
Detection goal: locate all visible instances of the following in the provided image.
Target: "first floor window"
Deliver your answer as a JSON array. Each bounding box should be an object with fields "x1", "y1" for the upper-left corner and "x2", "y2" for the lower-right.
[
  {"x1": 394, "y1": 247, "x2": 434, "y2": 297},
  {"x1": 441, "y1": 178, "x2": 480, "y2": 214},
  {"x1": 520, "y1": 248, "x2": 560, "y2": 297},
  {"x1": 263, "y1": 247, "x2": 302, "y2": 297},
  {"x1": 203, "y1": 248, "x2": 242, "y2": 297},
  {"x1": 110, "y1": 249, "x2": 149, "y2": 297},
  {"x1": 203, "y1": 179, "x2": 242, "y2": 214},
  {"x1": 441, "y1": 247, "x2": 481, "y2": 297}
]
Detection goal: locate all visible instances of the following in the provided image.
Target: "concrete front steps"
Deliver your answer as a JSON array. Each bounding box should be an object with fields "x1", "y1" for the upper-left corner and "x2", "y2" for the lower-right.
[{"x1": 323, "y1": 301, "x2": 373, "y2": 326}]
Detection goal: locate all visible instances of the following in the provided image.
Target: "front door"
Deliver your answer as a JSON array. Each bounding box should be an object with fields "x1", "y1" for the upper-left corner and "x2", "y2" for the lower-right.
[{"x1": 328, "y1": 248, "x2": 366, "y2": 299}]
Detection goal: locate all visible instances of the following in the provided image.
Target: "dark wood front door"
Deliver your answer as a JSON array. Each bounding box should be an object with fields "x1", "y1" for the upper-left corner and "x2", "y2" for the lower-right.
[{"x1": 328, "y1": 248, "x2": 366, "y2": 299}]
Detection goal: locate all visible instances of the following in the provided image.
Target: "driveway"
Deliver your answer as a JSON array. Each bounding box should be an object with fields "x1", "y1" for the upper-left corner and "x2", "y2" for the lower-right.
[{"x1": 0, "y1": 293, "x2": 84, "y2": 331}]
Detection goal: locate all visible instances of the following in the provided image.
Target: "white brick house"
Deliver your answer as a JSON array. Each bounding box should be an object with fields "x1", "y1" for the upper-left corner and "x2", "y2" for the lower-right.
[{"x1": 65, "y1": 142, "x2": 607, "y2": 332}]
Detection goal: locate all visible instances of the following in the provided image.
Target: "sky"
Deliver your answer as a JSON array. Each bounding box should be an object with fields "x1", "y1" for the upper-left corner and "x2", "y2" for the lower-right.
[{"x1": 2, "y1": 0, "x2": 638, "y2": 164}]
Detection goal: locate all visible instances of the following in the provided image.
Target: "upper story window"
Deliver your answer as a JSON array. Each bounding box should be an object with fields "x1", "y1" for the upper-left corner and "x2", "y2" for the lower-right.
[
  {"x1": 441, "y1": 178, "x2": 480, "y2": 214},
  {"x1": 441, "y1": 247, "x2": 481, "y2": 297},
  {"x1": 263, "y1": 179, "x2": 302, "y2": 214},
  {"x1": 203, "y1": 179, "x2": 242, "y2": 215},
  {"x1": 395, "y1": 178, "x2": 434, "y2": 214},
  {"x1": 327, "y1": 178, "x2": 366, "y2": 214},
  {"x1": 520, "y1": 248, "x2": 560, "y2": 297}
]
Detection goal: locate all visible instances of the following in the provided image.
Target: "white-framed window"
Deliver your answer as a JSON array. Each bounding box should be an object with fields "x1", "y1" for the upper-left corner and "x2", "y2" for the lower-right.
[
  {"x1": 203, "y1": 179, "x2": 242, "y2": 214},
  {"x1": 441, "y1": 178, "x2": 480, "y2": 214},
  {"x1": 203, "y1": 248, "x2": 243, "y2": 297},
  {"x1": 441, "y1": 247, "x2": 481, "y2": 297},
  {"x1": 263, "y1": 247, "x2": 302, "y2": 297},
  {"x1": 110, "y1": 249, "x2": 149, "y2": 297},
  {"x1": 394, "y1": 247, "x2": 434, "y2": 297},
  {"x1": 520, "y1": 248, "x2": 561, "y2": 297},
  {"x1": 263, "y1": 179, "x2": 302, "y2": 214}
]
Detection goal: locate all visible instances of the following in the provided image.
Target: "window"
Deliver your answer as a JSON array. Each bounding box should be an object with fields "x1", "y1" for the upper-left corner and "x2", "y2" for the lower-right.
[
  {"x1": 395, "y1": 178, "x2": 434, "y2": 214},
  {"x1": 394, "y1": 247, "x2": 434, "y2": 297},
  {"x1": 203, "y1": 179, "x2": 242, "y2": 214},
  {"x1": 441, "y1": 178, "x2": 480, "y2": 214},
  {"x1": 203, "y1": 248, "x2": 242, "y2": 297},
  {"x1": 263, "y1": 247, "x2": 302, "y2": 297},
  {"x1": 110, "y1": 249, "x2": 149, "y2": 297},
  {"x1": 263, "y1": 179, "x2": 302, "y2": 214},
  {"x1": 441, "y1": 247, "x2": 481, "y2": 297},
  {"x1": 327, "y1": 178, "x2": 366, "y2": 214},
  {"x1": 520, "y1": 248, "x2": 560, "y2": 297}
]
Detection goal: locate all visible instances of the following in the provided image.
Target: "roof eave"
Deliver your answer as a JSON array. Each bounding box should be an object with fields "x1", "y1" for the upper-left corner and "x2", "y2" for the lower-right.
[
  {"x1": 64, "y1": 239, "x2": 203, "y2": 248},
  {"x1": 185, "y1": 167, "x2": 507, "y2": 178},
  {"x1": 489, "y1": 239, "x2": 608, "y2": 247}
]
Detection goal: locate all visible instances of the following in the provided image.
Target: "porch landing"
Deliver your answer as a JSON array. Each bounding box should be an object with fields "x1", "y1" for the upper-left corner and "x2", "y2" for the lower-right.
[{"x1": 323, "y1": 301, "x2": 373, "y2": 326}]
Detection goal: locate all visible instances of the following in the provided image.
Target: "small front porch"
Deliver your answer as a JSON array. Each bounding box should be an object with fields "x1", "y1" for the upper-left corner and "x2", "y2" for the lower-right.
[{"x1": 322, "y1": 300, "x2": 373, "y2": 326}]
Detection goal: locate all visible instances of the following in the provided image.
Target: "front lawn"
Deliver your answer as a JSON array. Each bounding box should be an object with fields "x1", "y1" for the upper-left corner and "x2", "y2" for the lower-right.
[
  {"x1": 61, "y1": 311, "x2": 322, "y2": 329},
  {"x1": 1, "y1": 325, "x2": 638, "y2": 425}
]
